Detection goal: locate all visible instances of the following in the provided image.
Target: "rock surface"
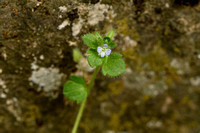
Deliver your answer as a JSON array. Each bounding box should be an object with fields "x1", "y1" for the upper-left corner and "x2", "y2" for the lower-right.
[{"x1": 0, "y1": 0, "x2": 200, "y2": 133}]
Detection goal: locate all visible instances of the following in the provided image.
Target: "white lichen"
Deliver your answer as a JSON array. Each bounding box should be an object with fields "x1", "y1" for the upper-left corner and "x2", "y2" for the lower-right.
[
  {"x1": 87, "y1": 3, "x2": 115, "y2": 26},
  {"x1": 147, "y1": 120, "x2": 163, "y2": 128},
  {"x1": 0, "y1": 79, "x2": 6, "y2": 89},
  {"x1": 59, "y1": 6, "x2": 67, "y2": 13},
  {"x1": 72, "y1": 18, "x2": 84, "y2": 36},
  {"x1": 190, "y1": 76, "x2": 200, "y2": 86},
  {"x1": 2, "y1": 50, "x2": 7, "y2": 60},
  {"x1": 57, "y1": 20, "x2": 70, "y2": 30},
  {"x1": 122, "y1": 36, "x2": 137, "y2": 50},
  {"x1": 56, "y1": 3, "x2": 116, "y2": 36},
  {"x1": 69, "y1": 41, "x2": 77, "y2": 46},
  {"x1": 165, "y1": 3, "x2": 170, "y2": 8},
  {"x1": 197, "y1": 54, "x2": 200, "y2": 59},
  {"x1": 6, "y1": 98, "x2": 22, "y2": 121},
  {"x1": 29, "y1": 63, "x2": 64, "y2": 98},
  {"x1": 123, "y1": 68, "x2": 168, "y2": 96},
  {"x1": 105, "y1": 7, "x2": 117, "y2": 22},
  {"x1": 170, "y1": 59, "x2": 191, "y2": 75},
  {"x1": 31, "y1": 62, "x2": 39, "y2": 70},
  {"x1": 39, "y1": 55, "x2": 44, "y2": 60},
  {"x1": 0, "y1": 93, "x2": 6, "y2": 98}
]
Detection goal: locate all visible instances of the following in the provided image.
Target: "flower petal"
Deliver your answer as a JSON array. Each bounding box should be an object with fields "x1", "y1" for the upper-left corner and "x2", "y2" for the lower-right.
[
  {"x1": 101, "y1": 52, "x2": 105, "y2": 57},
  {"x1": 103, "y1": 44, "x2": 108, "y2": 48},
  {"x1": 106, "y1": 49, "x2": 111, "y2": 55},
  {"x1": 97, "y1": 46, "x2": 102, "y2": 53}
]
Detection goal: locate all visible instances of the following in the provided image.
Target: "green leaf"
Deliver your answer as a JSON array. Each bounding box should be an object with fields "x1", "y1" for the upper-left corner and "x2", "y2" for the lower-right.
[
  {"x1": 70, "y1": 75, "x2": 86, "y2": 86},
  {"x1": 87, "y1": 49, "x2": 103, "y2": 67},
  {"x1": 86, "y1": 48, "x2": 97, "y2": 54},
  {"x1": 73, "y1": 49, "x2": 82, "y2": 63},
  {"x1": 102, "y1": 53, "x2": 125, "y2": 77},
  {"x1": 106, "y1": 29, "x2": 114, "y2": 40},
  {"x1": 95, "y1": 32, "x2": 102, "y2": 39},
  {"x1": 103, "y1": 37, "x2": 111, "y2": 44},
  {"x1": 63, "y1": 81, "x2": 87, "y2": 103},
  {"x1": 82, "y1": 33, "x2": 97, "y2": 49},
  {"x1": 109, "y1": 53, "x2": 122, "y2": 59},
  {"x1": 108, "y1": 42, "x2": 116, "y2": 48},
  {"x1": 95, "y1": 32, "x2": 104, "y2": 46}
]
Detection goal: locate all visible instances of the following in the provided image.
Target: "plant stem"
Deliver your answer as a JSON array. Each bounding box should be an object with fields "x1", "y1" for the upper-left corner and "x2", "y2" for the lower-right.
[
  {"x1": 87, "y1": 66, "x2": 100, "y2": 93},
  {"x1": 71, "y1": 99, "x2": 86, "y2": 133},
  {"x1": 71, "y1": 66, "x2": 100, "y2": 133}
]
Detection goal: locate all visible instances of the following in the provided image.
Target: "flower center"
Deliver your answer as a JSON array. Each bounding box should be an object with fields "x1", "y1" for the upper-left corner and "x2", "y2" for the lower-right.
[{"x1": 97, "y1": 44, "x2": 111, "y2": 58}]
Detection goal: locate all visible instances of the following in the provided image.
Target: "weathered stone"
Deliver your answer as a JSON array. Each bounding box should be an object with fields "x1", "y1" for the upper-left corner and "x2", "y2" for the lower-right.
[{"x1": 1, "y1": 0, "x2": 200, "y2": 132}]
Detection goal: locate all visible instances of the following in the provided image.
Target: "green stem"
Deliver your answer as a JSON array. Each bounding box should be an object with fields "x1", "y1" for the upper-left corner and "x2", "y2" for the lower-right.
[
  {"x1": 71, "y1": 66, "x2": 100, "y2": 133},
  {"x1": 71, "y1": 99, "x2": 86, "y2": 133},
  {"x1": 87, "y1": 66, "x2": 100, "y2": 93}
]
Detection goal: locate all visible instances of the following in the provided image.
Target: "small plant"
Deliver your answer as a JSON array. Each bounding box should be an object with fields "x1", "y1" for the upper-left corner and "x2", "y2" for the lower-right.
[{"x1": 63, "y1": 30, "x2": 125, "y2": 133}]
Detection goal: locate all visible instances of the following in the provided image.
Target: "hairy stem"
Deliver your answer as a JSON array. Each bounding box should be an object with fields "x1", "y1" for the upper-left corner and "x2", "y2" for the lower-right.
[{"x1": 72, "y1": 66, "x2": 100, "y2": 133}]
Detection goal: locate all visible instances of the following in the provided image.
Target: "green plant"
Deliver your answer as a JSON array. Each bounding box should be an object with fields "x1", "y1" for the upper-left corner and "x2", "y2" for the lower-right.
[{"x1": 63, "y1": 30, "x2": 126, "y2": 133}]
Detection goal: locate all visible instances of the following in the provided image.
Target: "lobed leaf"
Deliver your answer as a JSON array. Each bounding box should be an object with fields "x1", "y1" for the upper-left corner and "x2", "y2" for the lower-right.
[
  {"x1": 109, "y1": 53, "x2": 122, "y2": 59},
  {"x1": 82, "y1": 33, "x2": 98, "y2": 49},
  {"x1": 102, "y1": 54, "x2": 125, "y2": 77},
  {"x1": 95, "y1": 32, "x2": 104, "y2": 46},
  {"x1": 108, "y1": 42, "x2": 116, "y2": 49},
  {"x1": 87, "y1": 49, "x2": 103, "y2": 67},
  {"x1": 63, "y1": 81, "x2": 87, "y2": 104},
  {"x1": 70, "y1": 75, "x2": 86, "y2": 86}
]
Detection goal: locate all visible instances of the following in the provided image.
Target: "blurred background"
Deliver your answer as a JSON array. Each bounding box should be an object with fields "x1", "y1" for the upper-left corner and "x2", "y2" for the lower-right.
[{"x1": 0, "y1": 0, "x2": 200, "y2": 133}]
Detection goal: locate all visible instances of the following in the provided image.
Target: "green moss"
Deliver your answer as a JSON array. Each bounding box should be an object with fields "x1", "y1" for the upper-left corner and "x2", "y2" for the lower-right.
[
  {"x1": 0, "y1": 115, "x2": 4, "y2": 124},
  {"x1": 108, "y1": 103, "x2": 134, "y2": 131},
  {"x1": 123, "y1": 43, "x2": 179, "y2": 86},
  {"x1": 23, "y1": 105, "x2": 41, "y2": 127},
  {"x1": 116, "y1": 18, "x2": 140, "y2": 41},
  {"x1": 108, "y1": 113, "x2": 120, "y2": 130}
]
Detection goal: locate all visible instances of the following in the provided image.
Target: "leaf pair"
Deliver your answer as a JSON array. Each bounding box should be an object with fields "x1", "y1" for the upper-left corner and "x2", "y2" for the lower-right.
[{"x1": 82, "y1": 30, "x2": 125, "y2": 77}]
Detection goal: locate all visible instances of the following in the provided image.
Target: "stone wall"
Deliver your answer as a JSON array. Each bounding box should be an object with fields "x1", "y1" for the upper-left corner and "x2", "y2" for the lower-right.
[{"x1": 0, "y1": 0, "x2": 200, "y2": 132}]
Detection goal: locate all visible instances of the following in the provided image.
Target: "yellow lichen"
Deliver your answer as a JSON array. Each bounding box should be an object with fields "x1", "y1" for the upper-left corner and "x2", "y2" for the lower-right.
[
  {"x1": 123, "y1": 43, "x2": 179, "y2": 87},
  {"x1": 116, "y1": 18, "x2": 140, "y2": 41},
  {"x1": 23, "y1": 105, "x2": 41, "y2": 127}
]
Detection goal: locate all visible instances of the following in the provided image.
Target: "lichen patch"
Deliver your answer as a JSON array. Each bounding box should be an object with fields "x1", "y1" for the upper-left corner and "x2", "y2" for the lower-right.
[
  {"x1": 87, "y1": 3, "x2": 115, "y2": 26},
  {"x1": 0, "y1": 79, "x2": 6, "y2": 89},
  {"x1": 72, "y1": 18, "x2": 84, "y2": 36},
  {"x1": 57, "y1": 19, "x2": 70, "y2": 30},
  {"x1": 29, "y1": 63, "x2": 64, "y2": 98},
  {"x1": 59, "y1": 6, "x2": 67, "y2": 13}
]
